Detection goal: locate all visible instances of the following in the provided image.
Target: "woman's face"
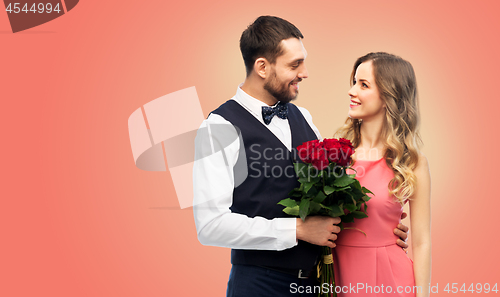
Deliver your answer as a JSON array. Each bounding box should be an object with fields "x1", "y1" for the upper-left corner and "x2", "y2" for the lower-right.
[{"x1": 348, "y1": 60, "x2": 386, "y2": 121}]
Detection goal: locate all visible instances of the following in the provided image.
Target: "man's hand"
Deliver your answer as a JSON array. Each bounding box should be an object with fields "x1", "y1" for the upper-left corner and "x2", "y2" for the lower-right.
[
  {"x1": 394, "y1": 212, "x2": 409, "y2": 250},
  {"x1": 296, "y1": 216, "x2": 341, "y2": 248}
]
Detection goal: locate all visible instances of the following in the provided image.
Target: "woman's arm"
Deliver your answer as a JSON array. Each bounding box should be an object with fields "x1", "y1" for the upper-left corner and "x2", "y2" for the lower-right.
[{"x1": 409, "y1": 154, "x2": 432, "y2": 297}]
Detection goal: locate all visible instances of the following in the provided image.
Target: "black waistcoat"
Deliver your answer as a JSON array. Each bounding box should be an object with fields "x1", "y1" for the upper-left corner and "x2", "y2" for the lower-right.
[{"x1": 211, "y1": 99, "x2": 321, "y2": 270}]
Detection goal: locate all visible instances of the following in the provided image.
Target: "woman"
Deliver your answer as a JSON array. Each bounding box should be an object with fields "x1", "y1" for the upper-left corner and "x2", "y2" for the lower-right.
[{"x1": 333, "y1": 52, "x2": 431, "y2": 297}]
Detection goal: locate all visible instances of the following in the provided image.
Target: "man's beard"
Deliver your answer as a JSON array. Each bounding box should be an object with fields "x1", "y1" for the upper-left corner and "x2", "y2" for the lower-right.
[{"x1": 263, "y1": 71, "x2": 299, "y2": 104}]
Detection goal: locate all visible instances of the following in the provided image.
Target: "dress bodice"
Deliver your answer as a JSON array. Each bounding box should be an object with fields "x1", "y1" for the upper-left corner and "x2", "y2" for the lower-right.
[{"x1": 335, "y1": 158, "x2": 403, "y2": 247}]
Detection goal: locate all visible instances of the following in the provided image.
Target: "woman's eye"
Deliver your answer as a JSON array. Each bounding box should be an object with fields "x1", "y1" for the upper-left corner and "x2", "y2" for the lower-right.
[{"x1": 362, "y1": 83, "x2": 368, "y2": 88}]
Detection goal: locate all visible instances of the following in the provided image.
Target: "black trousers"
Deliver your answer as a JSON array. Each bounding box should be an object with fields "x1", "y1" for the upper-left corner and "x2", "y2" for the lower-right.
[{"x1": 227, "y1": 264, "x2": 323, "y2": 297}]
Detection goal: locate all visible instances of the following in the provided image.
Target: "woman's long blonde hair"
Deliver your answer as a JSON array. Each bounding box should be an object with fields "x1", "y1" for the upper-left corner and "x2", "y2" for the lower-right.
[{"x1": 335, "y1": 52, "x2": 422, "y2": 204}]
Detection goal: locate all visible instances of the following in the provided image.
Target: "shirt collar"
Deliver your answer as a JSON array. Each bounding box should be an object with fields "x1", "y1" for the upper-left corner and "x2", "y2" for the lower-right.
[{"x1": 233, "y1": 84, "x2": 279, "y2": 120}]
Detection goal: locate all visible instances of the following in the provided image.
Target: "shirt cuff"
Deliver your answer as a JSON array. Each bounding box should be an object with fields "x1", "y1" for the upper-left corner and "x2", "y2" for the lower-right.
[{"x1": 274, "y1": 218, "x2": 298, "y2": 251}]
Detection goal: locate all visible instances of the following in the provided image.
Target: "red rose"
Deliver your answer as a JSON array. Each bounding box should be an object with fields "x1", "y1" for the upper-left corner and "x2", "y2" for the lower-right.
[
  {"x1": 338, "y1": 138, "x2": 353, "y2": 147},
  {"x1": 322, "y1": 138, "x2": 342, "y2": 164},
  {"x1": 297, "y1": 140, "x2": 329, "y2": 170},
  {"x1": 297, "y1": 140, "x2": 322, "y2": 164},
  {"x1": 321, "y1": 138, "x2": 354, "y2": 166},
  {"x1": 337, "y1": 138, "x2": 354, "y2": 166},
  {"x1": 311, "y1": 148, "x2": 329, "y2": 170}
]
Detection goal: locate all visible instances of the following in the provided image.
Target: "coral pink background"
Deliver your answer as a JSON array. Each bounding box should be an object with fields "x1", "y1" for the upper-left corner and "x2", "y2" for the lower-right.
[{"x1": 1, "y1": 1, "x2": 499, "y2": 296}]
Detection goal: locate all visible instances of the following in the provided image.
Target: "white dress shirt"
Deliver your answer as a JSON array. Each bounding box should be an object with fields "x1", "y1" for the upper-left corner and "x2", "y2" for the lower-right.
[{"x1": 193, "y1": 85, "x2": 322, "y2": 251}]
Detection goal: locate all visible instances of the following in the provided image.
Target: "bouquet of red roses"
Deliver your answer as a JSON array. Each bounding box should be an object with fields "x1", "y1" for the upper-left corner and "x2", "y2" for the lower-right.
[{"x1": 278, "y1": 138, "x2": 372, "y2": 297}]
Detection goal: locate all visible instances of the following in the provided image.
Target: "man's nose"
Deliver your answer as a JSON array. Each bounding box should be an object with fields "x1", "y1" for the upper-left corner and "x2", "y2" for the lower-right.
[{"x1": 298, "y1": 63, "x2": 309, "y2": 79}]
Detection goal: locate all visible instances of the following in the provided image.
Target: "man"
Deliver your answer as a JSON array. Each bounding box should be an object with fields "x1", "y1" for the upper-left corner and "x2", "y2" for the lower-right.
[{"x1": 193, "y1": 16, "x2": 409, "y2": 296}]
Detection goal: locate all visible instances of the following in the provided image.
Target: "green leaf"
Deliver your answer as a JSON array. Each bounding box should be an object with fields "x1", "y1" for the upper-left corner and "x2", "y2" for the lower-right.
[
  {"x1": 342, "y1": 213, "x2": 355, "y2": 223},
  {"x1": 278, "y1": 198, "x2": 298, "y2": 208},
  {"x1": 352, "y1": 211, "x2": 368, "y2": 219},
  {"x1": 313, "y1": 177, "x2": 322, "y2": 184},
  {"x1": 289, "y1": 189, "x2": 302, "y2": 198},
  {"x1": 283, "y1": 206, "x2": 299, "y2": 216},
  {"x1": 299, "y1": 199, "x2": 310, "y2": 221},
  {"x1": 313, "y1": 191, "x2": 327, "y2": 203},
  {"x1": 307, "y1": 186, "x2": 318, "y2": 197},
  {"x1": 294, "y1": 163, "x2": 308, "y2": 178},
  {"x1": 324, "y1": 186, "x2": 335, "y2": 195},
  {"x1": 333, "y1": 174, "x2": 356, "y2": 187},
  {"x1": 351, "y1": 179, "x2": 362, "y2": 190},
  {"x1": 345, "y1": 203, "x2": 356, "y2": 212},
  {"x1": 344, "y1": 191, "x2": 354, "y2": 200},
  {"x1": 304, "y1": 182, "x2": 314, "y2": 194},
  {"x1": 309, "y1": 201, "x2": 321, "y2": 214},
  {"x1": 335, "y1": 186, "x2": 351, "y2": 191},
  {"x1": 298, "y1": 177, "x2": 310, "y2": 183},
  {"x1": 350, "y1": 181, "x2": 364, "y2": 197},
  {"x1": 328, "y1": 204, "x2": 344, "y2": 217},
  {"x1": 362, "y1": 187, "x2": 374, "y2": 195},
  {"x1": 319, "y1": 203, "x2": 332, "y2": 210},
  {"x1": 299, "y1": 177, "x2": 321, "y2": 184}
]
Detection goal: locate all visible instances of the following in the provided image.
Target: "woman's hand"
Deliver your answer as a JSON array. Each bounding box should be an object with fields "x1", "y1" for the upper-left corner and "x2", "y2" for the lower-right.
[{"x1": 394, "y1": 212, "x2": 409, "y2": 250}]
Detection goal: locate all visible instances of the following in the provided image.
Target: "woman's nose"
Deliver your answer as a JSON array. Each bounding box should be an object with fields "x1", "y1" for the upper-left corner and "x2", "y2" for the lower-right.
[{"x1": 348, "y1": 86, "x2": 356, "y2": 97}]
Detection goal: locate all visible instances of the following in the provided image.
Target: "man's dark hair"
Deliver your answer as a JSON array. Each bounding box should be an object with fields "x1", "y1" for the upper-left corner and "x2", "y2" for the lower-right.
[{"x1": 240, "y1": 16, "x2": 304, "y2": 76}]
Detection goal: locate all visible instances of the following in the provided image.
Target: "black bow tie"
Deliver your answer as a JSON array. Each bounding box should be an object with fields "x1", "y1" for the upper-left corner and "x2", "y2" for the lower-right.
[{"x1": 262, "y1": 102, "x2": 288, "y2": 125}]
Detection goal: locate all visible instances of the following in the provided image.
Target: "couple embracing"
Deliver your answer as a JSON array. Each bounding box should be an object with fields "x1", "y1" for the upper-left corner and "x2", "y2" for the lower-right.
[{"x1": 193, "y1": 15, "x2": 431, "y2": 297}]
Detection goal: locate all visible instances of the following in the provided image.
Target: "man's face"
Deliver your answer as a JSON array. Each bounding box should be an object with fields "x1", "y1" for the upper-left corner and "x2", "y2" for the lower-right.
[{"x1": 264, "y1": 38, "x2": 309, "y2": 103}]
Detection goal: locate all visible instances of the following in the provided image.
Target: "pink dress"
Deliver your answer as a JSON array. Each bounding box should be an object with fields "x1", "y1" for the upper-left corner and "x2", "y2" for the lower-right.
[{"x1": 333, "y1": 158, "x2": 415, "y2": 296}]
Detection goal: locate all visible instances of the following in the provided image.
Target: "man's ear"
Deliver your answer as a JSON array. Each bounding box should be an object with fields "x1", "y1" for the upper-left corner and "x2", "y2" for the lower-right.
[{"x1": 254, "y1": 58, "x2": 268, "y2": 79}]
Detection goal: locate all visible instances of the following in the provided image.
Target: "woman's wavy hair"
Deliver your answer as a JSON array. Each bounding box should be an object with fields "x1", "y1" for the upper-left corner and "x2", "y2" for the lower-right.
[{"x1": 335, "y1": 52, "x2": 422, "y2": 204}]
